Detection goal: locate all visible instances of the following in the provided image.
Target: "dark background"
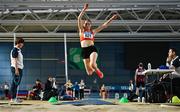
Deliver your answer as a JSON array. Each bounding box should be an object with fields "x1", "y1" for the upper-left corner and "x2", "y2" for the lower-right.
[{"x1": 124, "y1": 42, "x2": 169, "y2": 70}]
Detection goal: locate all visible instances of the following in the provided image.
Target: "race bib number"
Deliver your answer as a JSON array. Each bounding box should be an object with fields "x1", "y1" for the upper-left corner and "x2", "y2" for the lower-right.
[{"x1": 84, "y1": 32, "x2": 93, "y2": 39}]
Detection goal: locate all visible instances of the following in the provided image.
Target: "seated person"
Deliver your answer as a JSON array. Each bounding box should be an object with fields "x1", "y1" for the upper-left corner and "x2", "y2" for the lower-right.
[
  {"x1": 43, "y1": 76, "x2": 58, "y2": 100},
  {"x1": 58, "y1": 85, "x2": 75, "y2": 101},
  {"x1": 161, "y1": 48, "x2": 180, "y2": 97},
  {"x1": 128, "y1": 80, "x2": 136, "y2": 101},
  {"x1": 28, "y1": 79, "x2": 42, "y2": 100},
  {"x1": 64, "y1": 80, "x2": 73, "y2": 96}
]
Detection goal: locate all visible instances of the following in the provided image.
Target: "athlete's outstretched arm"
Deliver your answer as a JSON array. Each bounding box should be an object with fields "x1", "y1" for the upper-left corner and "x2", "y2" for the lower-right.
[
  {"x1": 93, "y1": 14, "x2": 117, "y2": 34},
  {"x1": 78, "y1": 4, "x2": 88, "y2": 32}
]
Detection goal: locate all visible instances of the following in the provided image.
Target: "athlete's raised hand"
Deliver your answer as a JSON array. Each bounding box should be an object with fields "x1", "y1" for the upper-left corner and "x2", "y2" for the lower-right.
[{"x1": 83, "y1": 3, "x2": 89, "y2": 10}]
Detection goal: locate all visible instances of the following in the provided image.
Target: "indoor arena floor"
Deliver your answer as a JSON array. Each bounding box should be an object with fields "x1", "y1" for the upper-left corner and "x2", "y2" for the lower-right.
[{"x1": 0, "y1": 99, "x2": 180, "y2": 112}]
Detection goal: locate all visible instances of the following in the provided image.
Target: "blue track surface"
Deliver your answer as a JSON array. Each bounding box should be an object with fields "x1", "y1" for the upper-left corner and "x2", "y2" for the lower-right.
[{"x1": 58, "y1": 99, "x2": 116, "y2": 106}]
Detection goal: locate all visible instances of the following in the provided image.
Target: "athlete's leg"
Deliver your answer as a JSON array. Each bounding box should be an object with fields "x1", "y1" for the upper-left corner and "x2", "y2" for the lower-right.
[
  {"x1": 136, "y1": 87, "x2": 140, "y2": 96},
  {"x1": 90, "y1": 52, "x2": 104, "y2": 78},
  {"x1": 141, "y1": 82, "x2": 145, "y2": 97},
  {"x1": 83, "y1": 59, "x2": 95, "y2": 75},
  {"x1": 89, "y1": 52, "x2": 98, "y2": 70}
]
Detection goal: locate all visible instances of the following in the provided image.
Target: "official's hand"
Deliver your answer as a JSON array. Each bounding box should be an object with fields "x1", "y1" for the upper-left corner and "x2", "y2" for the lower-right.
[{"x1": 166, "y1": 57, "x2": 172, "y2": 63}]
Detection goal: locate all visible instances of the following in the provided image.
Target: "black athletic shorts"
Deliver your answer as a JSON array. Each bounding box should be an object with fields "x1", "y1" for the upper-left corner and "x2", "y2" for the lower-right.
[{"x1": 81, "y1": 45, "x2": 98, "y2": 59}]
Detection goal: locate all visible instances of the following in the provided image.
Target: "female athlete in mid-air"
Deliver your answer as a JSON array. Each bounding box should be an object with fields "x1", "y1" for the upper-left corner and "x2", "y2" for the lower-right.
[{"x1": 78, "y1": 4, "x2": 117, "y2": 78}]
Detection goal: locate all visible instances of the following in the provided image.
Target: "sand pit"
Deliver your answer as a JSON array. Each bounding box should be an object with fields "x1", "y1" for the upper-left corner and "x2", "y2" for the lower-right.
[{"x1": 0, "y1": 99, "x2": 180, "y2": 112}]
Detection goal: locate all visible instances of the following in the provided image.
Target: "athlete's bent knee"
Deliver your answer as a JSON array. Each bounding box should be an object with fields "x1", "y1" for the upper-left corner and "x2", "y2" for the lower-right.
[{"x1": 90, "y1": 63, "x2": 97, "y2": 69}]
